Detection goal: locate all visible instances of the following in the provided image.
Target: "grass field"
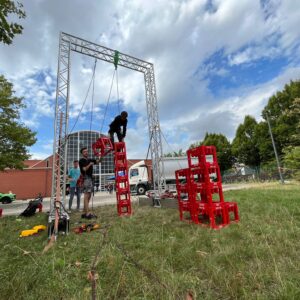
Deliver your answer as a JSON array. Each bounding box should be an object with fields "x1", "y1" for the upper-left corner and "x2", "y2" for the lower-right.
[{"x1": 0, "y1": 183, "x2": 300, "y2": 299}]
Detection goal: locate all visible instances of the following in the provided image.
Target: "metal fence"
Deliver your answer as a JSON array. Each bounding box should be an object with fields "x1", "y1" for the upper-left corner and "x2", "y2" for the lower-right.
[{"x1": 222, "y1": 167, "x2": 297, "y2": 184}]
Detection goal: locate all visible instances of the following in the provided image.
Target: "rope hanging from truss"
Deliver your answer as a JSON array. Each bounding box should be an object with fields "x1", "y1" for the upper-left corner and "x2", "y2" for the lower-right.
[
  {"x1": 100, "y1": 69, "x2": 116, "y2": 134},
  {"x1": 89, "y1": 59, "x2": 97, "y2": 132},
  {"x1": 68, "y1": 59, "x2": 97, "y2": 135},
  {"x1": 114, "y1": 50, "x2": 121, "y2": 114},
  {"x1": 68, "y1": 50, "x2": 121, "y2": 137}
]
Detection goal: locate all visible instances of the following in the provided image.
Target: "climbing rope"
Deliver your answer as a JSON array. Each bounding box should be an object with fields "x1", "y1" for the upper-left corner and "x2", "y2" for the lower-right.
[
  {"x1": 89, "y1": 59, "x2": 98, "y2": 212},
  {"x1": 68, "y1": 59, "x2": 97, "y2": 135},
  {"x1": 100, "y1": 69, "x2": 116, "y2": 134},
  {"x1": 160, "y1": 129, "x2": 183, "y2": 170},
  {"x1": 114, "y1": 50, "x2": 121, "y2": 114},
  {"x1": 140, "y1": 131, "x2": 153, "y2": 180},
  {"x1": 116, "y1": 68, "x2": 120, "y2": 114},
  {"x1": 89, "y1": 59, "x2": 97, "y2": 132}
]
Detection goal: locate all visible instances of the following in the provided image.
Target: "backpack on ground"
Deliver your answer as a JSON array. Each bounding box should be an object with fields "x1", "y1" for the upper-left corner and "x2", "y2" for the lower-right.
[{"x1": 19, "y1": 194, "x2": 43, "y2": 217}]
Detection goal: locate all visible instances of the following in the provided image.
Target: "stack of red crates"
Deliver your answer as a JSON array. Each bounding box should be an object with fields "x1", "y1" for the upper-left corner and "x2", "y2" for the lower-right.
[
  {"x1": 114, "y1": 142, "x2": 132, "y2": 216},
  {"x1": 175, "y1": 145, "x2": 239, "y2": 229},
  {"x1": 92, "y1": 136, "x2": 114, "y2": 157}
]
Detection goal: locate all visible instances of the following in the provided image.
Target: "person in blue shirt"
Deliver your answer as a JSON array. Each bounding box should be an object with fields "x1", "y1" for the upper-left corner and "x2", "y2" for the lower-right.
[{"x1": 68, "y1": 160, "x2": 81, "y2": 211}]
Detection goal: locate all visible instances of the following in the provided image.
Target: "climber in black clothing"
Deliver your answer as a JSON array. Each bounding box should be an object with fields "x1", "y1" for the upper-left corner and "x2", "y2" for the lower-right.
[{"x1": 108, "y1": 111, "x2": 128, "y2": 143}]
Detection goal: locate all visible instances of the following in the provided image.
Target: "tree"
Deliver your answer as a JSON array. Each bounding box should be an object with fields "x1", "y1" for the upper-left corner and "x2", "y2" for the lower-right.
[
  {"x1": 281, "y1": 97, "x2": 300, "y2": 180},
  {"x1": 232, "y1": 115, "x2": 261, "y2": 166},
  {"x1": 283, "y1": 146, "x2": 300, "y2": 180},
  {"x1": 254, "y1": 121, "x2": 274, "y2": 163},
  {"x1": 163, "y1": 152, "x2": 173, "y2": 157},
  {"x1": 190, "y1": 133, "x2": 233, "y2": 172},
  {"x1": 282, "y1": 98, "x2": 300, "y2": 146},
  {"x1": 261, "y1": 80, "x2": 300, "y2": 157},
  {"x1": 189, "y1": 141, "x2": 201, "y2": 149},
  {"x1": 0, "y1": 75, "x2": 36, "y2": 170},
  {"x1": 163, "y1": 149, "x2": 186, "y2": 157},
  {"x1": 0, "y1": 0, "x2": 26, "y2": 45}
]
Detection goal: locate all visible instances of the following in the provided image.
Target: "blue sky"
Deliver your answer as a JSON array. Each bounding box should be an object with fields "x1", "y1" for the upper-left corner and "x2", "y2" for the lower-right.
[
  {"x1": 202, "y1": 48, "x2": 290, "y2": 95},
  {"x1": 1, "y1": 0, "x2": 300, "y2": 159}
]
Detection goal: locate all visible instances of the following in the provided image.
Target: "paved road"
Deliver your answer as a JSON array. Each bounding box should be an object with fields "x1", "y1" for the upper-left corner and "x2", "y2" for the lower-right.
[
  {"x1": 0, "y1": 182, "x2": 279, "y2": 216},
  {"x1": 0, "y1": 192, "x2": 139, "y2": 216}
]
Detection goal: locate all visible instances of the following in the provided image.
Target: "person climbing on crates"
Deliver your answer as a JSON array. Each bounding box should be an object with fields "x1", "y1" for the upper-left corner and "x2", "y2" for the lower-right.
[
  {"x1": 108, "y1": 111, "x2": 128, "y2": 144},
  {"x1": 79, "y1": 147, "x2": 100, "y2": 219}
]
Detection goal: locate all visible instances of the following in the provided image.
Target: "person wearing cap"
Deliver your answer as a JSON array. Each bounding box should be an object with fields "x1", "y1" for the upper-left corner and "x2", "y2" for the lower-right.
[{"x1": 108, "y1": 111, "x2": 128, "y2": 143}]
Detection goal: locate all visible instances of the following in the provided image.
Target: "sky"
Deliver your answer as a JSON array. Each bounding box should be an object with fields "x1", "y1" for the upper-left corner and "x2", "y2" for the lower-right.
[{"x1": 1, "y1": 0, "x2": 300, "y2": 159}]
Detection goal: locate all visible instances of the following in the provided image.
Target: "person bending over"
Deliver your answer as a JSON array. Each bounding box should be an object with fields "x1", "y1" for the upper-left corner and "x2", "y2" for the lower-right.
[{"x1": 108, "y1": 111, "x2": 128, "y2": 143}]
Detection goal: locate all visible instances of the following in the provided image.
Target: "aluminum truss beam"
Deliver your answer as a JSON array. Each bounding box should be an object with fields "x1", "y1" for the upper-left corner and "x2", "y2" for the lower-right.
[
  {"x1": 52, "y1": 32, "x2": 165, "y2": 206},
  {"x1": 51, "y1": 33, "x2": 70, "y2": 207}
]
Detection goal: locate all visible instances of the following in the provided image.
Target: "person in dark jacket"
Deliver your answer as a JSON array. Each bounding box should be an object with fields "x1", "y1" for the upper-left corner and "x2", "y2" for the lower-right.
[{"x1": 108, "y1": 111, "x2": 128, "y2": 143}]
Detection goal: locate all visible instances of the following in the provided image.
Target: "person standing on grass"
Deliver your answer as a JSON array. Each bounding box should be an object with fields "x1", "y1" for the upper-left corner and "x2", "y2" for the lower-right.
[
  {"x1": 108, "y1": 111, "x2": 128, "y2": 144},
  {"x1": 79, "y1": 147, "x2": 100, "y2": 219},
  {"x1": 68, "y1": 160, "x2": 81, "y2": 211}
]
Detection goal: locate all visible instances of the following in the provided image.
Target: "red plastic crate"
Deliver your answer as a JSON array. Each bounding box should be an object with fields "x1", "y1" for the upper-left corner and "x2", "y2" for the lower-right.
[{"x1": 176, "y1": 145, "x2": 239, "y2": 229}]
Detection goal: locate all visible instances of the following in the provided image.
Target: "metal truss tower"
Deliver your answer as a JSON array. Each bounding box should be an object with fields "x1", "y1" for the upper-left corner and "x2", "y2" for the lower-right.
[{"x1": 51, "y1": 32, "x2": 165, "y2": 205}]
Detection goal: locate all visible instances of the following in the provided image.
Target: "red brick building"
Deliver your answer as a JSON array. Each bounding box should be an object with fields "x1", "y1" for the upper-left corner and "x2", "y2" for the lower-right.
[{"x1": 0, "y1": 157, "x2": 53, "y2": 200}]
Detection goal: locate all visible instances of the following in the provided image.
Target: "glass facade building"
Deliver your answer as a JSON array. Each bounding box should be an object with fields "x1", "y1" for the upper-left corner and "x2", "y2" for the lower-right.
[{"x1": 67, "y1": 131, "x2": 114, "y2": 191}]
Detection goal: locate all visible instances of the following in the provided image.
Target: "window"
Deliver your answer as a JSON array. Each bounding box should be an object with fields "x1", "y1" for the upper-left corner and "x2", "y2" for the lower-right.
[{"x1": 130, "y1": 168, "x2": 139, "y2": 178}]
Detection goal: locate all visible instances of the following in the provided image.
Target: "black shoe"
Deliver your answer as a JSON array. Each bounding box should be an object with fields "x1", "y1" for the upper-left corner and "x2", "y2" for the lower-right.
[
  {"x1": 81, "y1": 213, "x2": 97, "y2": 219},
  {"x1": 87, "y1": 213, "x2": 97, "y2": 219}
]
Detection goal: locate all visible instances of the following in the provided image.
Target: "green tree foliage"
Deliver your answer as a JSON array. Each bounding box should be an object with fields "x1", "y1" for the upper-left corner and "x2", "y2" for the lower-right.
[
  {"x1": 190, "y1": 133, "x2": 233, "y2": 171},
  {"x1": 283, "y1": 146, "x2": 300, "y2": 180},
  {"x1": 0, "y1": 0, "x2": 26, "y2": 45},
  {"x1": 163, "y1": 152, "x2": 173, "y2": 157},
  {"x1": 282, "y1": 97, "x2": 300, "y2": 146},
  {"x1": 232, "y1": 81, "x2": 300, "y2": 167},
  {"x1": 261, "y1": 80, "x2": 300, "y2": 156},
  {"x1": 189, "y1": 141, "x2": 201, "y2": 149},
  {"x1": 254, "y1": 121, "x2": 274, "y2": 163},
  {"x1": 164, "y1": 149, "x2": 186, "y2": 157},
  {"x1": 232, "y1": 115, "x2": 261, "y2": 166},
  {"x1": 0, "y1": 75, "x2": 36, "y2": 170},
  {"x1": 281, "y1": 97, "x2": 300, "y2": 179}
]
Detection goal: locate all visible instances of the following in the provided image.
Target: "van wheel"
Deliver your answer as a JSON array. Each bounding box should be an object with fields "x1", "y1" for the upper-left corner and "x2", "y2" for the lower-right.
[{"x1": 137, "y1": 185, "x2": 146, "y2": 195}]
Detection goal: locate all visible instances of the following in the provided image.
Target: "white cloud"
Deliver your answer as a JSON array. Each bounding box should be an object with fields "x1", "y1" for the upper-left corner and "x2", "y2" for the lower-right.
[
  {"x1": 42, "y1": 141, "x2": 53, "y2": 151},
  {"x1": 0, "y1": 0, "x2": 300, "y2": 158},
  {"x1": 45, "y1": 75, "x2": 52, "y2": 85},
  {"x1": 228, "y1": 44, "x2": 283, "y2": 67},
  {"x1": 23, "y1": 117, "x2": 40, "y2": 129},
  {"x1": 29, "y1": 151, "x2": 50, "y2": 160}
]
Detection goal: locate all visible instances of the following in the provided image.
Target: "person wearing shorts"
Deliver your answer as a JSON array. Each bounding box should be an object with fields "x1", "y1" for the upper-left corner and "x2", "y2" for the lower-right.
[{"x1": 79, "y1": 147, "x2": 99, "y2": 219}]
